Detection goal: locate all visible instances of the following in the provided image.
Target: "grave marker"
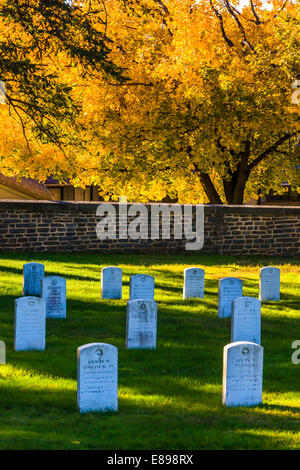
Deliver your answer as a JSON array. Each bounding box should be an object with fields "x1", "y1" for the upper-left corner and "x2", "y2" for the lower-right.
[
  {"x1": 42, "y1": 276, "x2": 66, "y2": 319},
  {"x1": 101, "y1": 267, "x2": 122, "y2": 299},
  {"x1": 14, "y1": 297, "x2": 46, "y2": 351},
  {"x1": 77, "y1": 342, "x2": 118, "y2": 413},
  {"x1": 259, "y1": 267, "x2": 280, "y2": 301},
  {"x1": 23, "y1": 262, "x2": 45, "y2": 297},
  {"x1": 231, "y1": 297, "x2": 261, "y2": 344},
  {"x1": 222, "y1": 341, "x2": 263, "y2": 407},
  {"x1": 126, "y1": 299, "x2": 157, "y2": 349},
  {"x1": 218, "y1": 277, "x2": 243, "y2": 318},
  {"x1": 129, "y1": 274, "x2": 154, "y2": 301},
  {"x1": 183, "y1": 267, "x2": 205, "y2": 299}
]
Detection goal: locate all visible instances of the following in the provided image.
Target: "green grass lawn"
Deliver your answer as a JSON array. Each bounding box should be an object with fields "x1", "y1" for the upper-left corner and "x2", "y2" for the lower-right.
[{"x1": 0, "y1": 252, "x2": 299, "y2": 450}]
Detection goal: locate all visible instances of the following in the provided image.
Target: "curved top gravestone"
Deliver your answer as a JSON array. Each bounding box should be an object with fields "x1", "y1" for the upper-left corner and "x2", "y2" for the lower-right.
[
  {"x1": 259, "y1": 267, "x2": 280, "y2": 301},
  {"x1": 218, "y1": 277, "x2": 243, "y2": 319},
  {"x1": 14, "y1": 296, "x2": 46, "y2": 351},
  {"x1": 101, "y1": 267, "x2": 122, "y2": 299},
  {"x1": 23, "y1": 262, "x2": 45, "y2": 297},
  {"x1": 183, "y1": 267, "x2": 205, "y2": 299},
  {"x1": 129, "y1": 274, "x2": 155, "y2": 301},
  {"x1": 222, "y1": 341, "x2": 264, "y2": 407},
  {"x1": 41, "y1": 276, "x2": 66, "y2": 319},
  {"x1": 126, "y1": 299, "x2": 157, "y2": 349},
  {"x1": 77, "y1": 342, "x2": 118, "y2": 413},
  {"x1": 231, "y1": 296, "x2": 261, "y2": 345}
]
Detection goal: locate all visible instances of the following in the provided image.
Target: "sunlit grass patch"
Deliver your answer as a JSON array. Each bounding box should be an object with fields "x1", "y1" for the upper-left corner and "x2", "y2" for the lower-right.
[{"x1": 0, "y1": 252, "x2": 299, "y2": 449}]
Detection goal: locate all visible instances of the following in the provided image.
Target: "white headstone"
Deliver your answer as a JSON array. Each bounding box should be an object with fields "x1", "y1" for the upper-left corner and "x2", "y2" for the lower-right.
[
  {"x1": 23, "y1": 262, "x2": 45, "y2": 297},
  {"x1": 14, "y1": 297, "x2": 46, "y2": 351},
  {"x1": 101, "y1": 267, "x2": 122, "y2": 299},
  {"x1": 0, "y1": 340, "x2": 5, "y2": 364},
  {"x1": 259, "y1": 267, "x2": 280, "y2": 301},
  {"x1": 77, "y1": 342, "x2": 118, "y2": 413},
  {"x1": 183, "y1": 267, "x2": 205, "y2": 299},
  {"x1": 126, "y1": 300, "x2": 157, "y2": 349},
  {"x1": 231, "y1": 297, "x2": 261, "y2": 344},
  {"x1": 129, "y1": 274, "x2": 154, "y2": 301},
  {"x1": 222, "y1": 341, "x2": 263, "y2": 407},
  {"x1": 42, "y1": 276, "x2": 66, "y2": 319},
  {"x1": 218, "y1": 277, "x2": 243, "y2": 318}
]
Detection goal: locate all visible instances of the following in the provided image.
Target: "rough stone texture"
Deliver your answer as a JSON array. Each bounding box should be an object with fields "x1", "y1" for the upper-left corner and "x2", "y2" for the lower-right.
[{"x1": 0, "y1": 201, "x2": 299, "y2": 256}]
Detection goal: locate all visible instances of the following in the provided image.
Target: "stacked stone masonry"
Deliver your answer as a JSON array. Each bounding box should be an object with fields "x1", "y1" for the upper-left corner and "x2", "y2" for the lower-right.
[{"x1": 0, "y1": 201, "x2": 299, "y2": 256}]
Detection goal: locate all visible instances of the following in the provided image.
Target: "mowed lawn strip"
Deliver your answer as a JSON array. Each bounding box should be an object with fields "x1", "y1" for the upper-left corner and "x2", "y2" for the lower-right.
[{"x1": 0, "y1": 252, "x2": 299, "y2": 450}]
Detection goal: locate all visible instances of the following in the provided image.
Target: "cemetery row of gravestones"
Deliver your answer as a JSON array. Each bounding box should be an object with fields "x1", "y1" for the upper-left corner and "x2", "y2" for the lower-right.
[
  {"x1": 4, "y1": 262, "x2": 281, "y2": 412},
  {"x1": 15, "y1": 263, "x2": 66, "y2": 351}
]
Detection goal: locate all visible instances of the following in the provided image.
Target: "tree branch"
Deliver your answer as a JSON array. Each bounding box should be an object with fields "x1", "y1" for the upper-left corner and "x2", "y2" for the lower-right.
[
  {"x1": 209, "y1": 0, "x2": 234, "y2": 48},
  {"x1": 223, "y1": 0, "x2": 256, "y2": 52},
  {"x1": 193, "y1": 162, "x2": 223, "y2": 204},
  {"x1": 248, "y1": 133, "x2": 298, "y2": 171},
  {"x1": 250, "y1": 0, "x2": 261, "y2": 25}
]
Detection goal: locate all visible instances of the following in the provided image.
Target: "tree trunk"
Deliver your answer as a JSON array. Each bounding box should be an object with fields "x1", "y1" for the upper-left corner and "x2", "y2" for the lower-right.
[
  {"x1": 223, "y1": 142, "x2": 251, "y2": 204},
  {"x1": 198, "y1": 171, "x2": 223, "y2": 204},
  {"x1": 223, "y1": 177, "x2": 235, "y2": 204},
  {"x1": 231, "y1": 169, "x2": 249, "y2": 204},
  {"x1": 194, "y1": 134, "x2": 294, "y2": 205},
  {"x1": 223, "y1": 168, "x2": 250, "y2": 204}
]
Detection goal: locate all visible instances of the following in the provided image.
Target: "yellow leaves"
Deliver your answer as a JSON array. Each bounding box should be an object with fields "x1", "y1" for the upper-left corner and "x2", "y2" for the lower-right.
[{"x1": 0, "y1": 0, "x2": 298, "y2": 205}]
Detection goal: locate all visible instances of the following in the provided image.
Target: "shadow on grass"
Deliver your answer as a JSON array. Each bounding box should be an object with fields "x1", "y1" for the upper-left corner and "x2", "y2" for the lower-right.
[
  {"x1": 261, "y1": 403, "x2": 300, "y2": 414},
  {"x1": 0, "y1": 252, "x2": 298, "y2": 449},
  {"x1": 0, "y1": 287, "x2": 298, "y2": 388},
  {"x1": 0, "y1": 371, "x2": 298, "y2": 451},
  {"x1": 1, "y1": 251, "x2": 299, "y2": 267}
]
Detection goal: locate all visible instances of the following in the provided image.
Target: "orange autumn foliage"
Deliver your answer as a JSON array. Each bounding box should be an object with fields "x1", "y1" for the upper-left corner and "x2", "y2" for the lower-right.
[{"x1": 0, "y1": 0, "x2": 299, "y2": 203}]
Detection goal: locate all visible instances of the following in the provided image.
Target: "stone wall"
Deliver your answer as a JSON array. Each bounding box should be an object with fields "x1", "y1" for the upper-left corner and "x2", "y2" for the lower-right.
[{"x1": 0, "y1": 200, "x2": 299, "y2": 256}]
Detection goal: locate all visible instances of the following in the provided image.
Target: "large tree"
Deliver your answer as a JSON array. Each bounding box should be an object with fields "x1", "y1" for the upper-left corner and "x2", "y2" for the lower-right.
[
  {"x1": 0, "y1": 0, "x2": 299, "y2": 204},
  {"x1": 0, "y1": 0, "x2": 126, "y2": 178},
  {"x1": 77, "y1": 0, "x2": 300, "y2": 204}
]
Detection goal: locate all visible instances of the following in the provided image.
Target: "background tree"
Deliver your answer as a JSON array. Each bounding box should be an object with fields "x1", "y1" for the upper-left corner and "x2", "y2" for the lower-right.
[
  {"x1": 79, "y1": 0, "x2": 300, "y2": 204},
  {"x1": 0, "y1": 0, "x2": 126, "y2": 179},
  {"x1": 0, "y1": 0, "x2": 299, "y2": 205}
]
